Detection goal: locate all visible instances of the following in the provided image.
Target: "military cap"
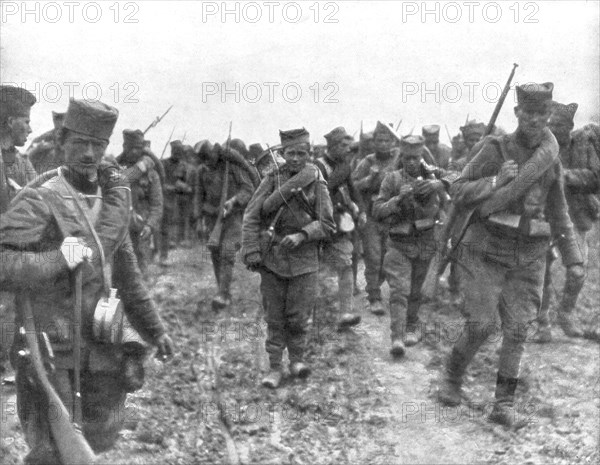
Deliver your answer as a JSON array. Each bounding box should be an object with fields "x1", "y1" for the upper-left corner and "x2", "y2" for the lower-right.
[
  {"x1": 422, "y1": 125, "x2": 440, "y2": 136},
  {"x1": 249, "y1": 143, "x2": 264, "y2": 159},
  {"x1": 516, "y1": 82, "x2": 554, "y2": 111},
  {"x1": 279, "y1": 127, "x2": 310, "y2": 148},
  {"x1": 550, "y1": 101, "x2": 578, "y2": 122},
  {"x1": 400, "y1": 135, "x2": 425, "y2": 149},
  {"x1": 324, "y1": 126, "x2": 353, "y2": 147},
  {"x1": 230, "y1": 138, "x2": 249, "y2": 157},
  {"x1": 0, "y1": 85, "x2": 37, "y2": 122},
  {"x1": 373, "y1": 121, "x2": 400, "y2": 142},
  {"x1": 123, "y1": 129, "x2": 145, "y2": 148},
  {"x1": 361, "y1": 131, "x2": 374, "y2": 141},
  {"x1": 63, "y1": 98, "x2": 118, "y2": 142},
  {"x1": 460, "y1": 120, "x2": 486, "y2": 137},
  {"x1": 194, "y1": 139, "x2": 213, "y2": 156},
  {"x1": 52, "y1": 111, "x2": 66, "y2": 129}
]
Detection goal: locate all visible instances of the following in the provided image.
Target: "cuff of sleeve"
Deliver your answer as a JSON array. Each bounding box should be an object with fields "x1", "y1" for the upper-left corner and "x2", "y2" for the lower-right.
[
  {"x1": 558, "y1": 237, "x2": 584, "y2": 267},
  {"x1": 302, "y1": 222, "x2": 322, "y2": 241}
]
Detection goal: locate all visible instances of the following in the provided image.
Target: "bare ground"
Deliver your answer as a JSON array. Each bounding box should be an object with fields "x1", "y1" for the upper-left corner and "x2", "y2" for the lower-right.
[{"x1": 2, "y1": 226, "x2": 599, "y2": 464}]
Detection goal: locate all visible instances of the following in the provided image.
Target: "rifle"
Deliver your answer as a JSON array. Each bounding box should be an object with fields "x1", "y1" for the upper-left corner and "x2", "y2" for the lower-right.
[
  {"x1": 18, "y1": 292, "x2": 96, "y2": 465},
  {"x1": 207, "y1": 122, "x2": 233, "y2": 249},
  {"x1": 160, "y1": 125, "x2": 177, "y2": 159},
  {"x1": 434, "y1": 63, "x2": 519, "y2": 281},
  {"x1": 143, "y1": 105, "x2": 173, "y2": 135},
  {"x1": 444, "y1": 124, "x2": 453, "y2": 144}
]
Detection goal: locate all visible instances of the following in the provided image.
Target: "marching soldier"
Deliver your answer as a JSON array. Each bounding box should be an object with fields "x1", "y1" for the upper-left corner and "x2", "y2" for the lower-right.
[
  {"x1": 437, "y1": 83, "x2": 584, "y2": 426},
  {"x1": 0, "y1": 98, "x2": 174, "y2": 463},
  {"x1": 534, "y1": 101, "x2": 600, "y2": 342},
  {"x1": 254, "y1": 146, "x2": 285, "y2": 180},
  {"x1": 159, "y1": 140, "x2": 191, "y2": 265},
  {"x1": 449, "y1": 119, "x2": 486, "y2": 170},
  {"x1": 27, "y1": 111, "x2": 66, "y2": 174},
  {"x1": 422, "y1": 125, "x2": 452, "y2": 170},
  {"x1": 315, "y1": 127, "x2": 362, "y2": 329},
  {"x1": 0, "y1": 85, "x2": 37, "y2": 205},
  {"x1": 194, "y1": 141, "x2": 254, "y2": 309},
  {"x1": 352, "y1": 122, "x2": 400, "y2": 315},
  {"x1": 117, "y1": 129, "x2": 164, "y2": 273},
  {"x1": 373, "y1": 135, "x2": 447, "y2": 356},
  {"x1": 242, "y1": 128, "x2": 335, "y2": 388}
]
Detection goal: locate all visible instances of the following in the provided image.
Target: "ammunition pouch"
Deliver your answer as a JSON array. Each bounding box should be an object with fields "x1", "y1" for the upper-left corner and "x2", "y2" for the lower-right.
[
  {"x1": 389, "y1": 218, "x2": 435, "y2": 241},
  {"x1": 486, "y1": 212, "x2": 551, "y2": 238}
]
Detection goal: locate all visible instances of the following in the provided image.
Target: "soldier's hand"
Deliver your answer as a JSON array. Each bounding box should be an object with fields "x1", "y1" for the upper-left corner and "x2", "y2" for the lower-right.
[
  {"x1": 358, "y1": 212, "x2": 367, "y2": 229},
  {"x1": 497, "y1": 160, "x2": 519, "y2": 187},
  {"x1": 155, "y1": 334, "x2": 174, "y2": 360},
  {"x1": 135, "y1": 156, "x2": 155, "y2": 174},
  {"x1": 245, "y1": 252, "x2": 262, "y2": 271},
  {"x1": 223, "y1": 199, "x2": 235, "y2": 218},
  {"x1": 398, "y1": 184, "x2": 413, "y2": 199},
  {"x1": 281, "y1": 232, "x2": 306, "y2": 249},
  {"x1": 60, "y1": 237, "x2": 92, "y2": 270},
  {"x1": 414, "y1": 179, "x2": 441, "y2": 198},
  {"x1": 140, "y1": 225, "x2": 152, "y2": 239}
]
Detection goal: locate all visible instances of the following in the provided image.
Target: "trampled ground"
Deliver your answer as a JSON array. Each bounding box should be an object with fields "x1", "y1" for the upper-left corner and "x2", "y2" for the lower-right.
[{"x1": 2, "y1": 227, "x2": 599, "y2": 464}]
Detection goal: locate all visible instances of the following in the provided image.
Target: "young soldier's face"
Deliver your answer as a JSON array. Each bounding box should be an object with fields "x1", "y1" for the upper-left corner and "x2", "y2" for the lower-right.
[
  {"x1": 374, "y1": 133, "x2": 393, "y2": 154},
  {"x1": 463, "y1": 133, "x2": 482, "y2": 150},
  {"x1": 329, "y1": 139, "x2": 351, "y2": 161},
  {"x1": 515, "y1": 106, "x2": 550, "y2": 141},
  {"x1": 63, "y1": 131, "x2": 108, "y2": 181},
  {"x1": 7, "y1": 115, "x2": 32, "y2": 147},
  {"x1": 424, "y1": 134, "x2": 439, "y2": 146},
  {"x1": 548, "y1": 114, "x2": 573, "y2": 146},
  {"x1": 283, "y1": 143, "x2": 310, "y2": 174},
  {"x1": 402, "y1": 149, "x2": 422, "y2": 177}
]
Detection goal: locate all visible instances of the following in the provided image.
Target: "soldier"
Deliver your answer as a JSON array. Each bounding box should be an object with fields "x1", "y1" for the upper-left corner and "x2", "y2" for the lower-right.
[
  {"x1": 117, "y1": 129, "x2": 164, "y2": 273},
  {"x1": 437, "y1": 83, "x2": 584, "y2": 426},
  {"x1": 422, "y1": 125, "x2": 452, "y2": 170},
  {"x1": 448, "y1": 119, "x2": 486, "y2": 171},
  {"x1": 177, "y1": 144, "x2": 197, "y2": 247},
  {"x1": 534, "y1": 102, "x2": 600, "y2": 342},
  {"x1": 0, "y1": 85, "x2": 37, "y2": 204},
  {"x1": 352, "y1": 122, "x2": 400, "y2": 315},
  {"x1": 315, "y1": 127, "x2": 362, "y2": 329},
  {"x1": 159, "y1": 140, "x2": 192, "y2": 265},
  {"x1": 0, "y1": 98, "x2": 174, "y2": 462},
  {"x1": 254, "y1": 146, "x2": 285, "y2": 180},
  {"x1": 373, "y1": 135, "x2": 447, "y2": 356},
  {"x1": 242, "y1": 128, "x2": 335, "y2": 388},
  {"x1": 27, "y1": 111, "x2": 66, "y2": 174},
  {"x1": 194, "y1": 141, "x2": 254, "y2": 309}
]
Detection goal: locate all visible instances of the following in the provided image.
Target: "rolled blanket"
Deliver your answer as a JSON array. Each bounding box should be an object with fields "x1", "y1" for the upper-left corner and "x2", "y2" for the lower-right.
[{"x1": 262, "y1": 164, "x2": 320, "y2": 215}]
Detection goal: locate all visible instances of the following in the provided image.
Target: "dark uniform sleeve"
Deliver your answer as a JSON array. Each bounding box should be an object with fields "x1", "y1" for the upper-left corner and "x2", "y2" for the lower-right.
[
  {"x1": 241, "y1": 175, "x2": 273, "y2": 258},
  {"x1": 372, "y1": 172, "x2": 402, "y2": 220},
  {"x1": 146, "y1": 169, "x2": 164, "y2": 231},
  {"x1": 230, "y1": 163, "x2": 254, "y2": 209},
  {"x1": 564, "y1": 142, "x2": 600, "y2": 194},
  {"x1": 546, "y1": 162, "x2": 584, "y2": 266},
  {"x1": 0, "y1": 188, "x2": 67, "y2": 291},
  {"x1": 302, "y1": 177, "x2": 336, "y2": 241},
  {"x1": 352, "y1": 157, "x2": 376, "y2": 193},
  {"x1": 112, "y1": 235, "x2": 166, "y2": 342}
]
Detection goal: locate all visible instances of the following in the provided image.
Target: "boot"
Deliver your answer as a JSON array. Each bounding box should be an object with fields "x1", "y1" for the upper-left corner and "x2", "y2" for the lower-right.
[
  {"x1": 337, "y1": 313, "x2": 361, "y2": 331},
  {"x1": 211, "y1": 293, "x2": 231, "y2": 311},
  {"x1": 261, "y1": 369, "x2": 282, "y2": 389},
  {"x1": 404, "y1": 324, "x2": 422, "y2": 347},
  {"x1": 488, "y1": 373, "x2": 521, "y2": 427},
  {"x1": 290, "y1": 362, "x2": 311, "y2": 379},
  {"x1": 390, "y1": 339, "x2": 406, "y2": 358},
  {"x1": 369, "y1": 300, "x2": 385, "y2": 316},
  {"x1": 557, "y1": 311, "x2": 584, "y2": 338},
  {"x1": 438, "y1": 348, "x2": 468, "y2": 406}
]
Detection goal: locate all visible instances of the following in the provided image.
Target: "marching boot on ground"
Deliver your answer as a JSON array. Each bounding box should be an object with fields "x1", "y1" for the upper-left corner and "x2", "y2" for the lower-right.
[{"x1": 242, "y1": 128, "x2": 335, "y2": 388}]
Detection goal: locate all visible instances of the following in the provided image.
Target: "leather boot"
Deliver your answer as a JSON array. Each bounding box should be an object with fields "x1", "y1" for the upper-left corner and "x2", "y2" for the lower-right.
[
  {"x1": 290, "y1": 362, "x2": 311, "y2": 379},
  {"x1": 438, "y1": 348, "x2": 469, "y2": 406},
  {"x1": 488, "y1": 373, "x2": 521, "y2": 427},
  {"x1": 261, "y1": 370, "x2": 282, "y2": 389},
  {"x1": 369, "y1": 300, "x2": 385, "y2": 316}
]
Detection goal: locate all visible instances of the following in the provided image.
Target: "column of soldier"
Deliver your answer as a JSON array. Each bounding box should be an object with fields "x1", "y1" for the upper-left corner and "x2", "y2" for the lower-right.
[{"x1": 1, "y1": 83, "x2": 598, "y2": 462}]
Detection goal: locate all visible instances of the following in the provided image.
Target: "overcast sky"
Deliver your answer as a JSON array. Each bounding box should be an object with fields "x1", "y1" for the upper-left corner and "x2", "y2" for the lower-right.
[{"x1": 2, "y1": 0, "x2": 599, "y2": 156}]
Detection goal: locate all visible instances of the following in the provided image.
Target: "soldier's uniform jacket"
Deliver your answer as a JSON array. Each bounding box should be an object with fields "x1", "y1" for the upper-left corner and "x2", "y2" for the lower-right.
[
  {"x1": 0, "y1": 168, "x2": 166, "y2": 370},
  {"x1": 120, "y1": 158, "x2": 164, "y2": 232},
  {"x1": 314, "y1": 155, "x2": 360, "y2": 226},
  {"x1": 27, "y1": 133, "x2": 64, "y2": 174},
  {"x1": 428, "y1": 143, "x2": 452, "y2": 170},
  {"x1": 561, "y1": 128, "x2": 600, "y2": 231},
  {"x1": 1, "y1": 147, "x2": 36, "y2": 197},
  {"x1": 242, "y1": 163, "x2": 335, "y2": 277},
  {"x1": 452, "y1": 131, "x2": 582, "y2": 267},
  {"x1": 161, "y1": 157, "x2": 190, "y2": 208},
  {"x1": 352, "y1": 152, "x2": 400, "y2": 218},
  {"x1": 372, "y1": 167, "x2": 442, "y2": 239}
]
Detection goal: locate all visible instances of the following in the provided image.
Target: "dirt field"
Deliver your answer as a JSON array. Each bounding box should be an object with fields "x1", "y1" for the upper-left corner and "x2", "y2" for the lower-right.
[{"x1": 1, "y1": 227, "x2": 599, "y2": 464}]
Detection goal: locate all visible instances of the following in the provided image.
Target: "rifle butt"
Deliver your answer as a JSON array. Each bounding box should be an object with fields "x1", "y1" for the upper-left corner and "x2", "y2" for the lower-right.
[{"x1": 207, "y1": 222, "x2": 222, "y2": 249}]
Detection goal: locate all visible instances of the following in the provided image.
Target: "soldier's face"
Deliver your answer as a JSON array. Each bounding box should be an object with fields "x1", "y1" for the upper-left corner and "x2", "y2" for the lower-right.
[
  {"x1": 63, "y1": 131, "x2": 108, "y2": 181},
  {"x1": 374, "y1": 133, "x2": 393, "y2": 154},
  {"x1": 463, "y1": 133, "x2": 482, "y2": 150},
  {"x1": 329, "y1": 139, "x2": 351, "y2": 161},
  {"x1": 548, "y1": 115, "x2": 573, "y2": 146},
  {"x1": 515, "y1": 106, "x2": 550, "y2": 141},
  {"x1": 424, "y1": 134, "x2": 439, "y2": 146},
  {"x1": 7, "y1": 115, "x2": 32, "y2": 147},
  {"x1": 283, "y1": 144, "x2": 310, "y2": 173},
  {"x1": 402, "y1": 150, "x2": 422, "y2": 177},
  {"x1": 123, "y1": 145, "x2": 143, "y2": 162}
]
